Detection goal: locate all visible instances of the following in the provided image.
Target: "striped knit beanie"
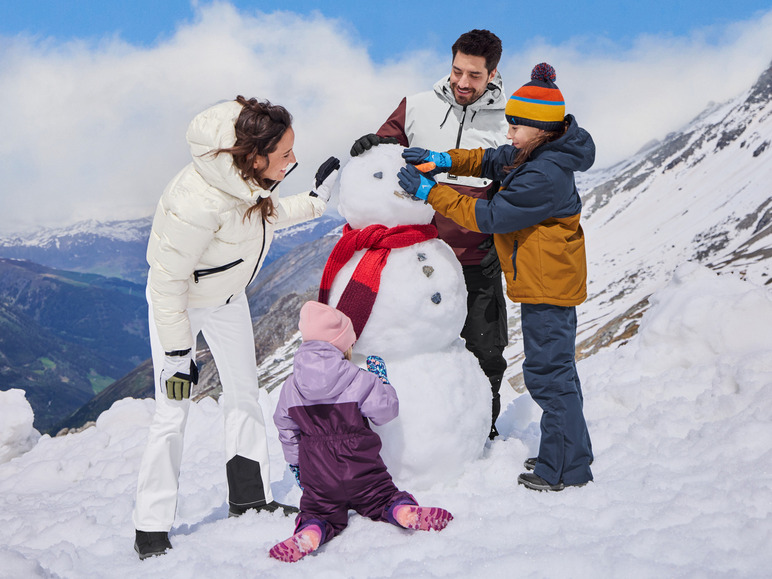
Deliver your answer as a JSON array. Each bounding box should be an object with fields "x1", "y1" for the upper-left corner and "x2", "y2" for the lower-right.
[{"x1": 505, "y1": 63, "x2": 565, "y2": 131}]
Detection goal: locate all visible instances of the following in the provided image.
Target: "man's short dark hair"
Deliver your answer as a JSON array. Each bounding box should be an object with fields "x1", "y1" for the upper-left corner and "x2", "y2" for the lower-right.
[{"x1": 452, "y1": 29, "x2": 502, "y2": 74}]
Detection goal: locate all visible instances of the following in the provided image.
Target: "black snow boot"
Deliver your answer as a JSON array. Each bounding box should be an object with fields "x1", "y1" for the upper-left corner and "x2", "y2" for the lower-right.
[
  {"x1": 228, "y1": 500, "x2": 299, "y2": 518},
  {"x1": 524, "y1": 456, "x2": 593, "y2": 471},
  {"x1": 518, "y1": 472, "x2": 589, "y2": 492},
  {"x1": 517, "y1": 472, "x2": 565, "y2": 492},
  {"x1": 134, "y1": 530, "x2": 172, "y2": 560}
]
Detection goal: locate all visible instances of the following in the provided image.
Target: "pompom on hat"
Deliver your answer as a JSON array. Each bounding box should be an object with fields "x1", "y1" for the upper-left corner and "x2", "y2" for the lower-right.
[
  {"x1": 505, "y1": 63, "x2": 566, "y2": 131},
  {"x1": 298, "y1": 301, "x2": 357, "y2": 353}
]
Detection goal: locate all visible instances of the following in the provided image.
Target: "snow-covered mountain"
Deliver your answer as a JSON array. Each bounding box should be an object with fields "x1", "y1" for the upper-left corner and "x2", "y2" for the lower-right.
[
  {"x1": 0, "y1": 61, "x2": 770, "y2": 579},
  {"x1": 564, "y1": 59, "x2": 771, "y2": 364},
  {"x1": 0, "y1": 214, "x2": 344, "y2": 285},
  {"x1": 0, "y1": 213, "x2": 344, "y2": 434},
  {"x1": 0, "y1": 218, "x2": 153, "y2": 284}
]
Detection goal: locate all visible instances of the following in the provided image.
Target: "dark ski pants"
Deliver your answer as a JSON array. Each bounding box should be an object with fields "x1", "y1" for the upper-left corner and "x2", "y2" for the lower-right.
[
  {"x1": 461, "y1": 265, "x2": 508, "y2": 427},
  {"x1": 521, "y1": 303, "x2": 593, "y2": 486}
]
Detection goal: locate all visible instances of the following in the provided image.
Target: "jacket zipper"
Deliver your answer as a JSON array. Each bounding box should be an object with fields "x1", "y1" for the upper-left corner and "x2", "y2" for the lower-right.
[
  {"x1": 246, "y1": 217, "x2": 267, "y2": 287},
  {"x1": 455, "y1": 106, "x2": 467, "y2": 149},
  {"x1": 450, "y1": 82, "x2": 496, "y2": 147},
  {"x1": 447, "y1": 105, "x2": 468, "y2": 182},
  {"x1": 193, "y1": 258, "x2": 244, "y2": 283}
]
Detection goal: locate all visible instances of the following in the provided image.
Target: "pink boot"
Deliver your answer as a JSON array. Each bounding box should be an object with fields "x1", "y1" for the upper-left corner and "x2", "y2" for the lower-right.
[
  {"x1": 392, "y1": 505, "x2": 453, "y2": 531},
  {"x1": 269, "y1": 524, "x2": 323, "y2": 563}
]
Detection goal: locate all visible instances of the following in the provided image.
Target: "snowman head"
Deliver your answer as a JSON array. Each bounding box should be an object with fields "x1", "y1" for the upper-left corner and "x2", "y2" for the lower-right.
[{"x1": 338, "y1": 144, "x2": 436, "y2": 229}]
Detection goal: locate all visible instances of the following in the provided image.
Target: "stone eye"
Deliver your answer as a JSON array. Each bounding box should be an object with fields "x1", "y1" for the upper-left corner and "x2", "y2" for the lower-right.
[{"x1": 373, "y1": 172, "x2": 383, "y2": 179}]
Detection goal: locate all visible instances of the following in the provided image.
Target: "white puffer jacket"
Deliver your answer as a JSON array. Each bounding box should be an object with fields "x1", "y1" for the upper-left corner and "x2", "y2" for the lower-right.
[{"x1": 146, "y1": 100, "x2": 326, "y2": 352}]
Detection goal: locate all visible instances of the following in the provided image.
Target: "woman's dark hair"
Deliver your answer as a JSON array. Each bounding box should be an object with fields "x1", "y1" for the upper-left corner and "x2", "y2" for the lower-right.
[
  {"x1": 211, "y1": 96, "x2": 293, "y2": 221},
  {"x1": 505, "y1": 121, "x2": 568, "y2": 172},
  {"x1": 452, "y1": 29, "x2": 502, "y2": 74}
]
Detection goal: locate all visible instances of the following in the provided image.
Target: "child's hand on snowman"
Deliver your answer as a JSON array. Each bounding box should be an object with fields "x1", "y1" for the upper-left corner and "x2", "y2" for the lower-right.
[
  {"x1": 402, "y1": 147, "x2": 452, "y2": 175},
  {"x1": 366, "y1": 355, "x2": 391, "y2": 385},
  {"x1": 310, "y1": 156, "x2": 341, "y2": 202},
  {"x1": 397, "y1": 165, "x2": 436, "y2": 201}
]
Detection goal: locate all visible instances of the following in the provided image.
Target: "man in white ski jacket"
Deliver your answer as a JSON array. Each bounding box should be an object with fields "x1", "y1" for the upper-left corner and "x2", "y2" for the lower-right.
[{"x1": 351, "y1": 29, "x2": 510, "y2": 438}]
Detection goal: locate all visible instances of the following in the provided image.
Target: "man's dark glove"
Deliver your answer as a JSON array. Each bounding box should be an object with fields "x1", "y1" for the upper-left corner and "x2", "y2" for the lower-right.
[
  {"x1": 161, "y1": 354, "x2": 199, "y2": 400},
  {"x1": 350, "y1": 133, "x2": 400, "y2": 157},
  {"x1": 478, "y1": 236, "x2": 501, "y2": 278}
]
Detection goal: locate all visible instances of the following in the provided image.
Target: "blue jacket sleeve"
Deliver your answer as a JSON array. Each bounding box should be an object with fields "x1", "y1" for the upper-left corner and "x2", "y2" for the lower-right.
[
  {"x1": 474, "y1": 166, "x2": 557, "y2": 234},
  {"x1": 478, "y1": 144, "x2": 517, "y2": 181}
]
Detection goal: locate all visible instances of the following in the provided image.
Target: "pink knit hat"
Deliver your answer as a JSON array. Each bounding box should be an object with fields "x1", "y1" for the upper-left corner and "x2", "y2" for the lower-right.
[{"x1": 298, "y1": 301, "x2": 356, "y2": 353}]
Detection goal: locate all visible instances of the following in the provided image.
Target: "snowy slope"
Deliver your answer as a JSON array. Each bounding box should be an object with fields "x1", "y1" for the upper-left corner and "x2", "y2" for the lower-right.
[
  {"x1": 578, "y1": 63, "x2": 772, "y2": 337},
  {"x1": 1, "y1": 263, "x2": 771, "y2": 578},
  {"x1": 497, "y1": 62, "x2": 772, "y2": 383}
]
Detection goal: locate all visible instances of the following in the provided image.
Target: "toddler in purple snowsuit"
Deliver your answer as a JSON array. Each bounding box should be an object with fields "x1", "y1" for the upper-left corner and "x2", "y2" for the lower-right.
[{"x1": 270, "y1": 301, "x2": 453, "y2": 562}]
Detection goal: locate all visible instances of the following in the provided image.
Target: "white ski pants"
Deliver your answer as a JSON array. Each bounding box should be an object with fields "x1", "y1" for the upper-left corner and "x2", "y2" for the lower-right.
[{"x1": 133, "y1": 288, "x2": 273, "y2": 532}]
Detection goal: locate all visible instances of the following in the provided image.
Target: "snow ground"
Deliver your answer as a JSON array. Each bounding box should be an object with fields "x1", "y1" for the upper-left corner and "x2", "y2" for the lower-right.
[{"x1": 1, "y1": 263, "x2": 771, "y2": 578}]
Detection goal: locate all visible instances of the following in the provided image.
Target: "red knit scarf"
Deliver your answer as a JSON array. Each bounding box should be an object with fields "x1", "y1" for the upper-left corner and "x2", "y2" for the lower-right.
[{"x1": 318, "y1": 223, "x2": 438, "y2": 338}]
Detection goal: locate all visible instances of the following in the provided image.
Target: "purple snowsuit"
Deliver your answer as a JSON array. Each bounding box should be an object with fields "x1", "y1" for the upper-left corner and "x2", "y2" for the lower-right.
[{"x1": 273, "y1": 341, "x2": 415, "y2": 543}]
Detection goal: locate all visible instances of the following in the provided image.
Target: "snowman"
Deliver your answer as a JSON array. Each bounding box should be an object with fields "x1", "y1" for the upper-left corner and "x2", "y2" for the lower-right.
[{"x1": 319, "y1": 144, "x2": 490, "y2": 490}]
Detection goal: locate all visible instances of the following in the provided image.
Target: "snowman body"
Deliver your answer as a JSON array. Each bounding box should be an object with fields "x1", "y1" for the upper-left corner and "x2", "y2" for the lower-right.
[{"x1": 327, "y1": 144, "x2": 490, "y2": 489}]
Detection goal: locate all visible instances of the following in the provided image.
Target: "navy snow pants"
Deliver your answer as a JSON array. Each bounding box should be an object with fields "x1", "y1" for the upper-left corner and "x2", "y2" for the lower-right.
[{"x1": 521, "y1": 303, "x2": 593, "y2": 486}]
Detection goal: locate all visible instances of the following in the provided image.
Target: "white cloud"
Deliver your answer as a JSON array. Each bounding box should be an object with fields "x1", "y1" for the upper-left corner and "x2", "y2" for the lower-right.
[
  {"x1": 498, "y1": 10, "x2": 772, "y2": 167},
  {"x1": 1, "y1": 3, "x2": 771, "y2": 234}
]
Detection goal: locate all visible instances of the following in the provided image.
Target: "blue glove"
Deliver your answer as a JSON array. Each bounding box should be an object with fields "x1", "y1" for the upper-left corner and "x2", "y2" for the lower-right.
[
  {"x1": 289, "y1": 464, "x2": 303, "y2": 490},
  {"x1": 402, "y1": 147, "x2": 452, "y2": 172},
  {"x1": 366, "y1": 355, "x2": 390, "y2": 385},
  {"x1": 397, "y1": 165, "x2": 436, "y2": 201}
]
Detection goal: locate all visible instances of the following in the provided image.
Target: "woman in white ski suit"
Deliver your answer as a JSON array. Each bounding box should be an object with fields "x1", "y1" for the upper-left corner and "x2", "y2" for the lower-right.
[{"x1": 133, "y1": 96, "x2": 338, "y2": 558}]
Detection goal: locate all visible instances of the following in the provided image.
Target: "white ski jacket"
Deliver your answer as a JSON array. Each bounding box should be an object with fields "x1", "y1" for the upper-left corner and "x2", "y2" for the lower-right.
[
  {"x1": 377, "y1": 73, "x2": 510, "y2": 263},
  {"x1": 381, "y1": 73, "x2": 510, "y2": 189},
  {"x1": 146, "y1": 100, "x2": 326, "y2": 353}
]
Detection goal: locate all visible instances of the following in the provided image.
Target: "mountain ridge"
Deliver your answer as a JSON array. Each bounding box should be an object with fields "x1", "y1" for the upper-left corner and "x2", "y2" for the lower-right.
[{"x1": 5, "y1": 60, "x2": 772, "y2": 435}]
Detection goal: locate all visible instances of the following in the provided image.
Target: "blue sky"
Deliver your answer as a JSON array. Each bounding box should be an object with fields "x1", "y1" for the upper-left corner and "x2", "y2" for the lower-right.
[
  {"x1": 1, "y1": 1, "x2": 772, "y2": 233},
  {"x1": 3, "y1": 0, "x2": 772, "y2": 62}
]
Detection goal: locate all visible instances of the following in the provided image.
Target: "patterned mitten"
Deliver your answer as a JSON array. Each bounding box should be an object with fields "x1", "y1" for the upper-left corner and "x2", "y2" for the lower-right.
[{"x1": 366, "y1": 355, "x2": 390, "y2": 384}]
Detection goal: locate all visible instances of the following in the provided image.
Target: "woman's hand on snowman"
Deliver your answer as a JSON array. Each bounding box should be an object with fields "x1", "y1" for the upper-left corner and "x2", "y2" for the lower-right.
[
  {"x1": 160, "y1": 351, "x2": 199, "y2": 400},
  {"x1": 402, "y1": 147, "x2": 452, "y2": 176},
  {"x1": 310, "y1": 156, "x2": 341, "y2": 202},
  {"x1": 366, "y1": 355, "x2": 391, "y2": 385},
  {"x1": 397, "y1": 164, "x2": 437, "y2": 201}
]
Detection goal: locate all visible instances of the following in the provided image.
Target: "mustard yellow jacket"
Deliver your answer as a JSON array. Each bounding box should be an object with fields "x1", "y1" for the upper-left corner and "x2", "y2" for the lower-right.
[{"x1": 426, "y1": 115, "x2": 595, "y2": 306}]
